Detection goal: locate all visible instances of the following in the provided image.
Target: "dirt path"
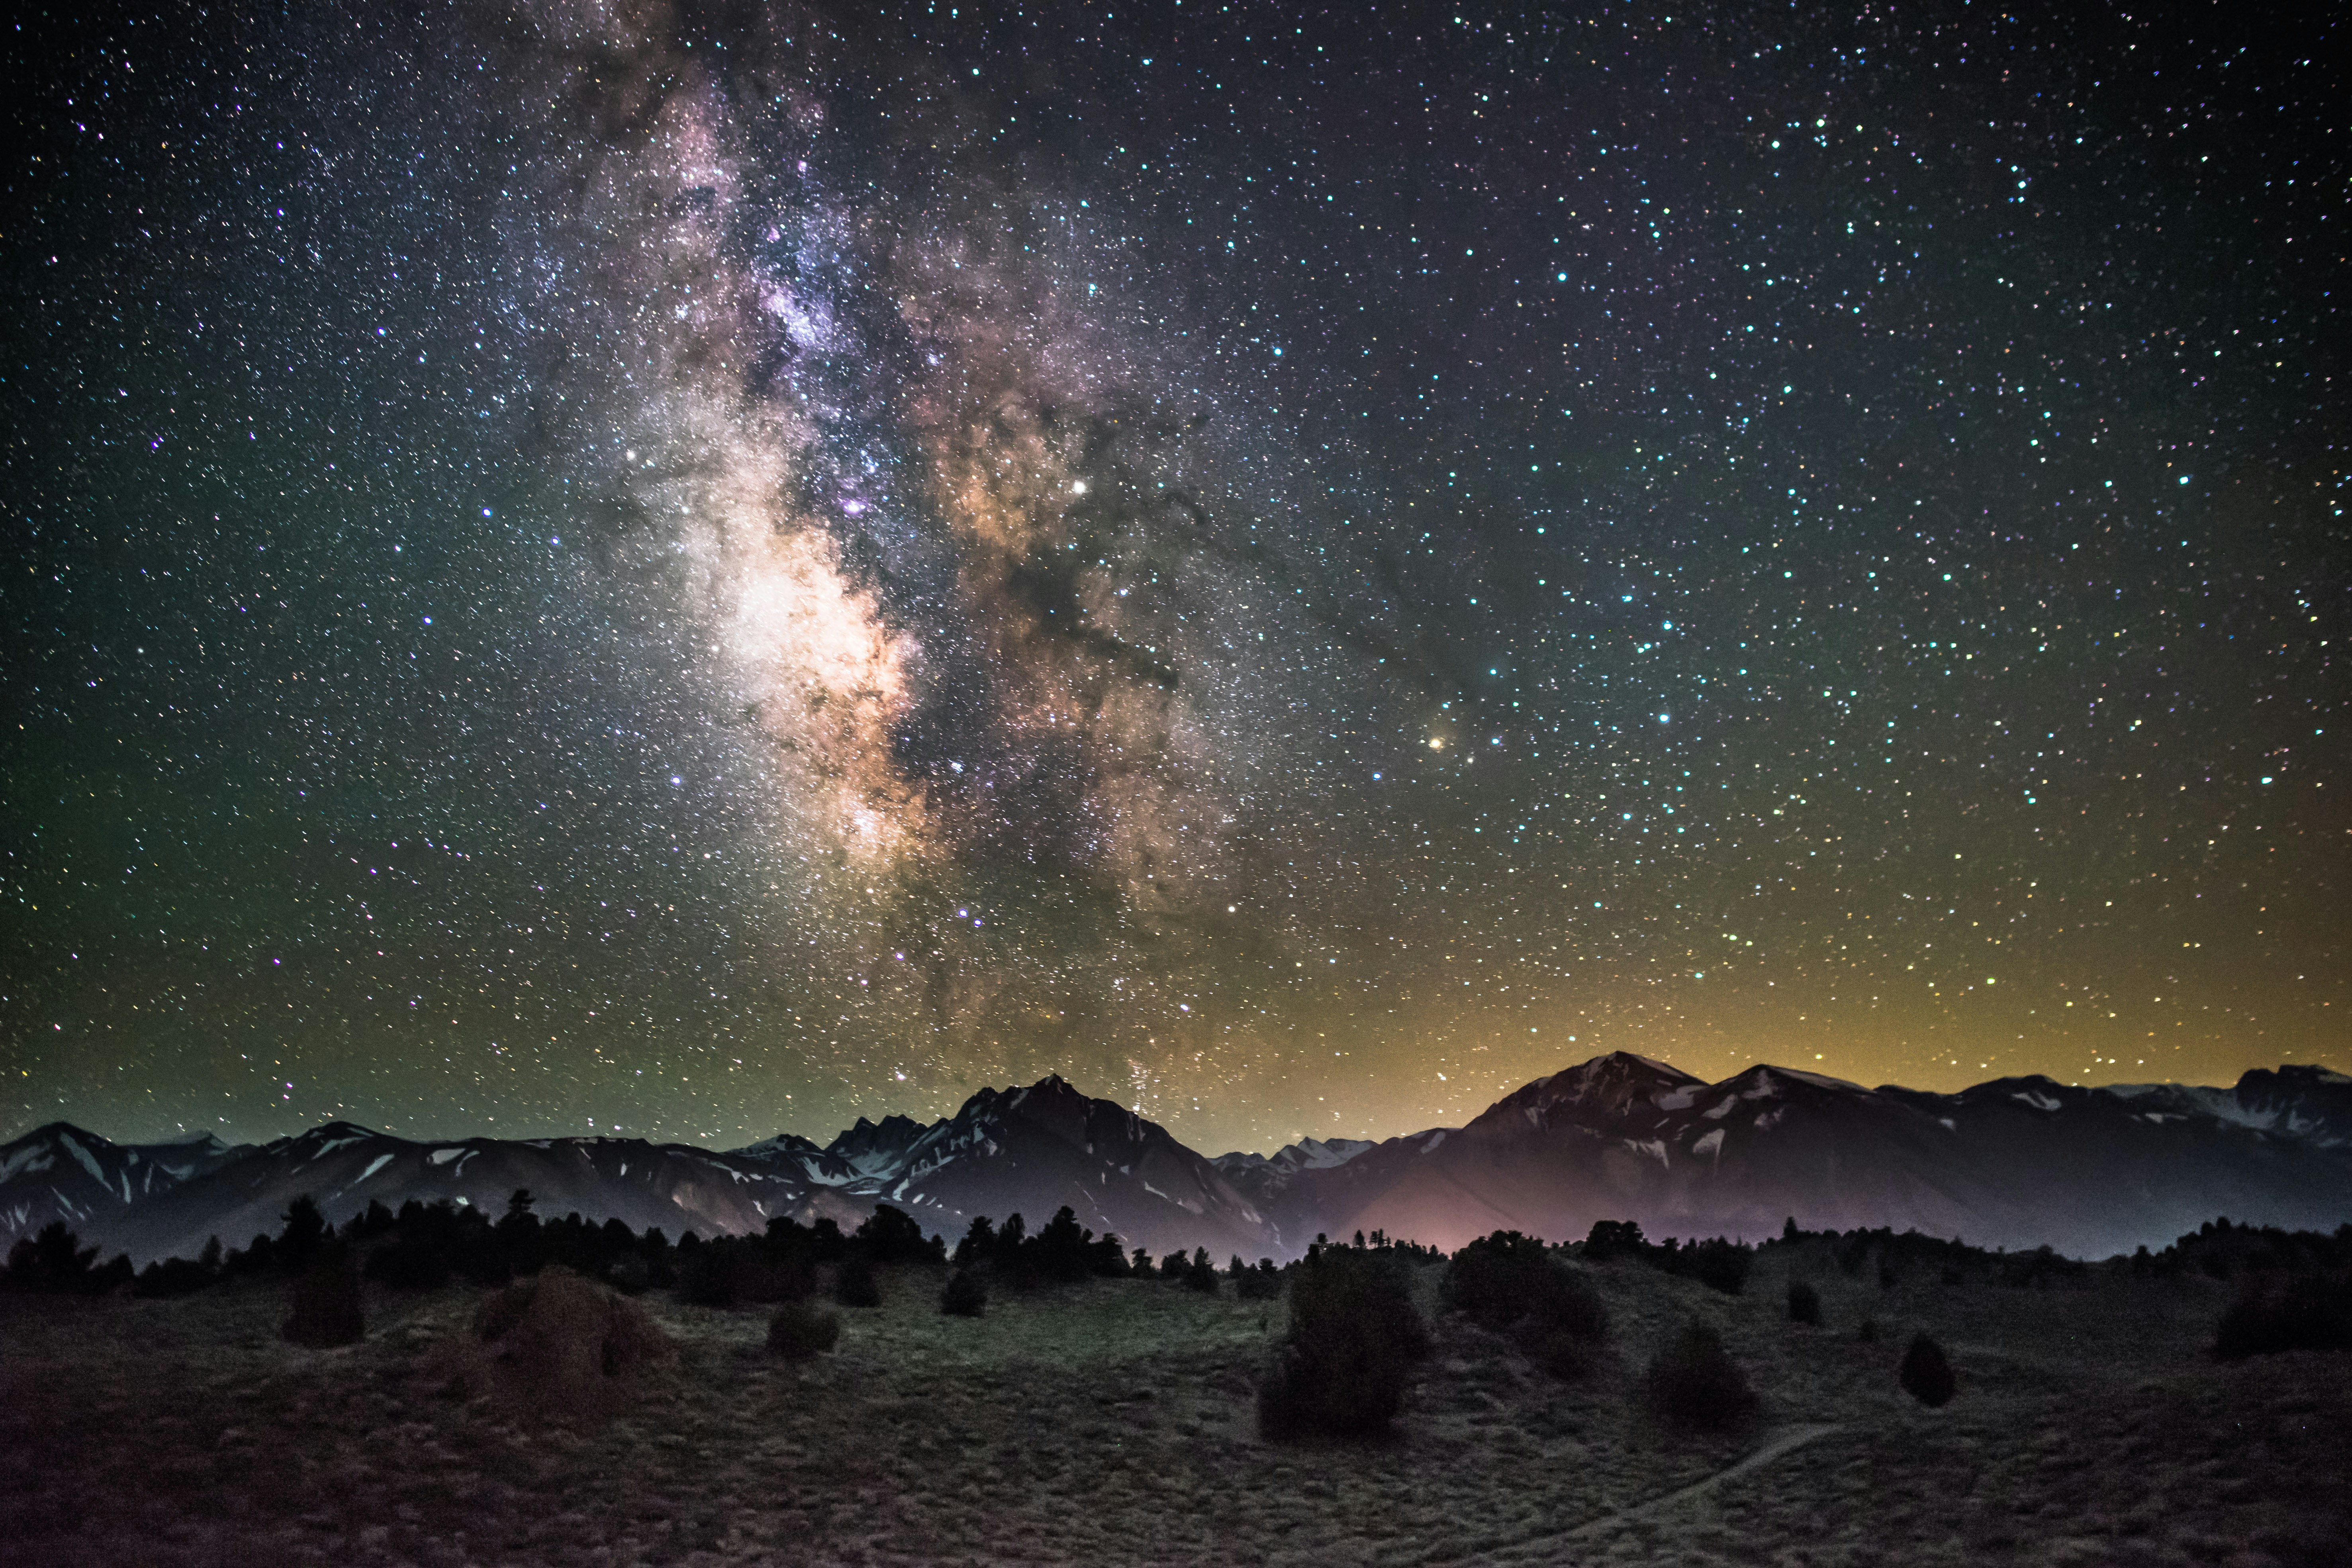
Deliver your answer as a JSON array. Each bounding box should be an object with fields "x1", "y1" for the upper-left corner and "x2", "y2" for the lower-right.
[
  {"x1": 1572, "y1": 1422, "x2": 1843, "y2": 1531},
  {"x1": 1424, "y1": 1421, "x2": 1845, "y2": 1565}
]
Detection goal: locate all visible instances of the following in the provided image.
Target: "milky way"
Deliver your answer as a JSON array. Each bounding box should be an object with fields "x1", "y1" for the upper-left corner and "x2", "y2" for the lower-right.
[{"x1": 5, "y1": 2, "x2": 2344, "y2": 1153}]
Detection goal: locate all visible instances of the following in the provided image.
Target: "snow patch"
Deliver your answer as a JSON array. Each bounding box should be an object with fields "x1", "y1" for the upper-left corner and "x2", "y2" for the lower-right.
[
  {"x1": 1691, "y1": 1128, "x2": 1725, "y2": 1159},
  {"x1": 57, "y1": 1132, "x2": 108, "y2": 1186},
  {"x1": 1621, "y1": 1137, "x2": 1669, "y2": 1169},
  {"x1": 1421, "y1": 1130, "x2": 1448, "y2": 1153},
  {"x1": 307, "y1": 1133, "x2": 373, "y2": 1160},
  {"x1": 2011, "y1": 1090, "x2": 2062, "y2": 1112},
  {"x1": 428, "y1": 1147, "x2": 468, "y2": 1166}
]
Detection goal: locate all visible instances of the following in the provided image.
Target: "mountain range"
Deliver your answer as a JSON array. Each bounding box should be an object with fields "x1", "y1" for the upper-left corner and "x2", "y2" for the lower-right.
[{"x1": 5, "y1": 1056, "x2": 2347, "y2": 1267}]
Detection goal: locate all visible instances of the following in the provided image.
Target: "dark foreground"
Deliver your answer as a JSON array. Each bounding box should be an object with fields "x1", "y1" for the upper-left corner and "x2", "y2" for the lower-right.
[{"x1": 4, "y1": 1243, "x2": 2347, "y2": 1567}]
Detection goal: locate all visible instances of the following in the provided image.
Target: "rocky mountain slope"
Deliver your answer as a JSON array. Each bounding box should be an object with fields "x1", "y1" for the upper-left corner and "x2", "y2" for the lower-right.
[{"x1": 7, "y1": 1059, "x2": 2346, "y2": 1266}]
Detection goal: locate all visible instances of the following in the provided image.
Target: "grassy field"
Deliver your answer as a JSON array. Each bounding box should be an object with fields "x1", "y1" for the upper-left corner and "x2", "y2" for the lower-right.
[{"x1": 3, "y1": 1243, "x2": 2346, "y2": 1567}]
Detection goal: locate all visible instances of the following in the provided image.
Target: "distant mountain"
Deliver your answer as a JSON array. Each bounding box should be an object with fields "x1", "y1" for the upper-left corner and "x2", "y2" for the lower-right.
[
  {"x1": 8, "y1": 1059, "x2": 2347, "y2": 1267},
  {"x1": 0, "y1": 1124, "x2": 240, "y2": 1251},
  {"x1": 2107, "y1": 1065, "x2": 2352, "y2": 1148},
  {"x1": 65, "y1": 1122, "x2": 874, "y2": 1268},
  {"x1": 810, "y1": 1076, "x2": 1277, "y2": 1259},
  {"x1": 1246, "y1": 1055, "x2": 2352, "y2": 1258},
  {"x1": 1210, "y1": 1137, "x2": 1381, "y2": 1209},
  {"x1": 0, "y1": 1076, "x2": 1281, "y2": 1266}
]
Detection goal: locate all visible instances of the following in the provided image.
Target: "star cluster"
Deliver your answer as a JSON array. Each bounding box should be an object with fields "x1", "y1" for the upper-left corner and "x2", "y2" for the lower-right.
[{"x1": 4, "y1": 1, "x2": 2344, "y2": 1154}]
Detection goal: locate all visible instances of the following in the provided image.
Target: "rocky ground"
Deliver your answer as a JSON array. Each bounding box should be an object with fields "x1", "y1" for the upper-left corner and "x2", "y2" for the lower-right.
[{"x1": 3, "y1": 1242, "x2": 2345, "y2": 1566}]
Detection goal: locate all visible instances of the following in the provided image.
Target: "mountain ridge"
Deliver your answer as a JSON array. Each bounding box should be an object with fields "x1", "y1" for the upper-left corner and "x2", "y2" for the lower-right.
[{"x1": 7, "y1": 1056, "x2": 2346, "y2": 1266}]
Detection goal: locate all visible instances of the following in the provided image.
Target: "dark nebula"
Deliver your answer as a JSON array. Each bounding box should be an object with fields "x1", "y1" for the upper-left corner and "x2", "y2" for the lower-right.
[{"x1": 4, "y1": 1, "x2": 2344, "y2": 1153}]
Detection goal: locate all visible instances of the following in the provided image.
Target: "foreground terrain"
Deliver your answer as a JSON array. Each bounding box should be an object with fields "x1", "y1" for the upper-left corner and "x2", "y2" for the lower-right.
[{"x1": 4, "y1": 1243, "x2": 2346, "y2": 1567}]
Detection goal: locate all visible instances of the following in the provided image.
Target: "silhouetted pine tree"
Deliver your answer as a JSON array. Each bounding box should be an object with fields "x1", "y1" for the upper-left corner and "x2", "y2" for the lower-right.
[
  {"x1": 278, "y1": 1195, "x2": 330, "y2": 1270},
  {"x1": 1184, "y1": 1247, "x2": 1220, "y2": 1294},
  {"x1": 952, "y1": 1216, "x2": 997, "y2": 1269},
  {"x1": 1258, "y1": 1245, "x2": 1431, "y2": 1439}
]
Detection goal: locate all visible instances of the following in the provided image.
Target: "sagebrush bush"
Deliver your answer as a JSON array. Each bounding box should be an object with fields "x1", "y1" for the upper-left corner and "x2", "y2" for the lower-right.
[
  {"x1": 1258, "y1": 1246, "x2": 1431, "y2": 1439},
  {"x1": 1443, "y1": 1230, "x2": 1609, "y2": 1378},
  {"x1": 1856, "y1": 1315, "x2": 1881, "y2": 1343},
  {"x1": 766, "y1": 1300, "x2": 841, "y2": 1359},
  {"x1": 1787, "y1": 1279, "x2": 1821, "y2": 1325},
  {"x1": 443, "y1": 1267, "x2": 671, "y2": 1424},
  {"x1": 940, "y1": 1268, "x2": 988, "y2": 1317},
  {"x1": 282, "y1": 1250, "x2": 364, "y2": 1347},
  {"x1": 1642, "y1": 1321, "x2": 1759, "y2": 1434},
  {"x1": 833, "y1": 1256, "x2": 882, "y2": 1308},
  {"x1": 1899, "y1": 1332, "x2": 1957, "y2": 1406}
]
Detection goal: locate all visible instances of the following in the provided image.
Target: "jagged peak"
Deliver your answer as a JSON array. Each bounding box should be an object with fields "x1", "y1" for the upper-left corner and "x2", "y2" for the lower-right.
[
  {"x1": 1717, "y1": 1063, "x2": 1872, "y2": 1096},
  {"x1": 2238, "y1": 1063, "x2": 2352, "y2": 1090},
  {"x1": 8, "y1": 1120, "x2": 102, "y2": 1144}
]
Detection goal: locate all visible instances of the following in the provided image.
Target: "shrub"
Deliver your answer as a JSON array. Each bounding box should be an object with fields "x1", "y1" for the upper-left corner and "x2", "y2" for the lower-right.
[
  {"x1": 1899, "y1": 1332, "x2": 1958, "y2": 1406},
  {"x1": 767, "y1": 1300, "x2": 842, "y2": 1359},
  {"x1": 1444, "y1": 1230, "x2": 1610, "y2": 1376},
  {"x1": 282, "y1": 1250, "x2": 365, "y2": 1347},
  {"x1": 1643, "y1": 1321, "x2": 1759, "y2": 1434},
  {"x1": 2215, "y1": 1271, "x2": 2352, "y2": 1360},
  {"x1": 1787, "y1": 1279, "x2": 1821, "y2": 1325},
  {"x1": 833, "y1": 1256, "x2": 882, "y2": 1308},
  {"x1": 940, "y1": 1268, "x2": 988, "y2": 1317},
  {"x1": 441, "y1": 1267, "x2": 672, "y2": 1423},
  {"x1": 1856, "y1": 1315, "x2": 1881, "y2": 1343},
  {"x1": 1257, "y1": 1246, "x2": 1431, "y2": 1439}
]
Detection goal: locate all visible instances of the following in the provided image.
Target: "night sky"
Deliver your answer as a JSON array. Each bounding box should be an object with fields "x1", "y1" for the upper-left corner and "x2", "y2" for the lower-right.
[{"x1": 5, "y1": 2, "x2": 2344, "y2": 1156}]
